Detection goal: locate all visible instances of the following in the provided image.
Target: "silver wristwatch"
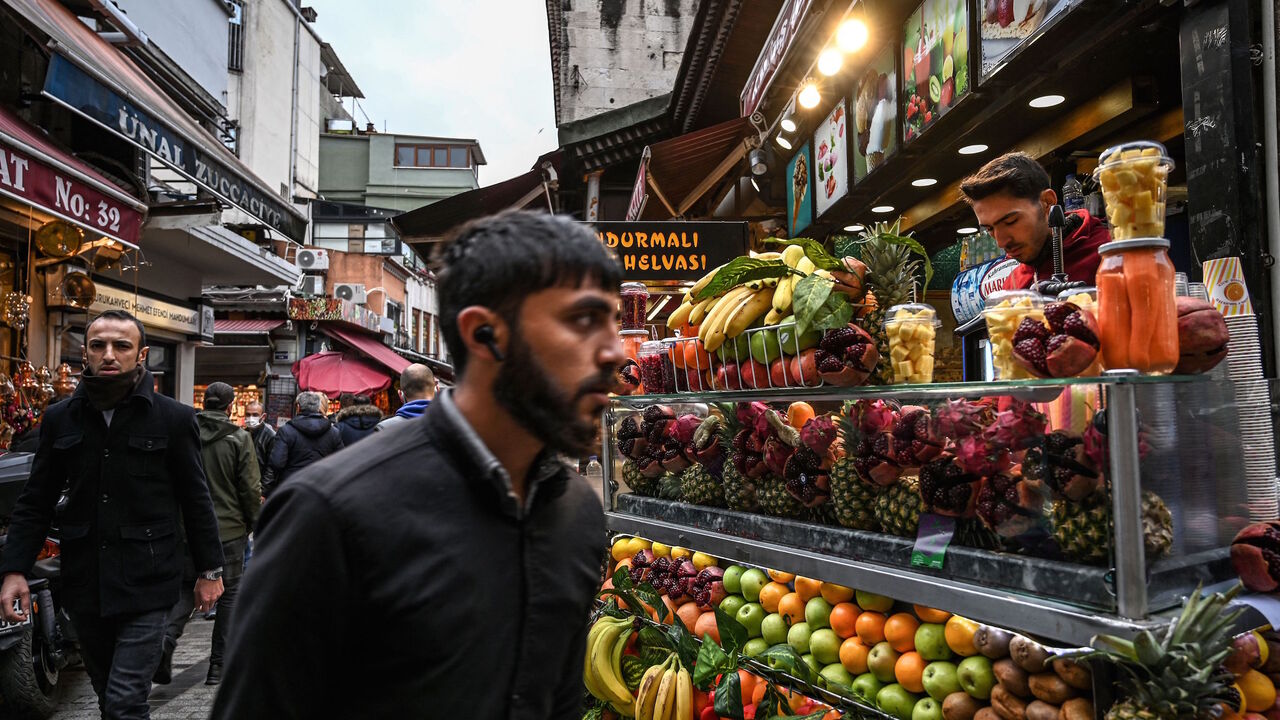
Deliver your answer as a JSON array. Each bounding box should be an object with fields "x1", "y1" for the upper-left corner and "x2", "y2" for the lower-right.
[{"x1": 200, "y1": 567, "x2": 223, "y2": 581}]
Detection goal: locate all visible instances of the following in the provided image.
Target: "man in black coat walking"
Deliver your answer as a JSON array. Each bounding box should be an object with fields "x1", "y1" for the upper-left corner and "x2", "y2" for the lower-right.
[
  {"x1": 265, "y1": 391, "x2": 342, "y2": 496},
  {"x1": 0, "y1": 310, "x2": 224, "y2": 719},
  {"x1": 243, "y1": 400, "x2": 275, "y2": 496}
]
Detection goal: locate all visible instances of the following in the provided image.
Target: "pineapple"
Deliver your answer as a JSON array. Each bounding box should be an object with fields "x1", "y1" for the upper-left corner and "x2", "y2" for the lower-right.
[
  {"x1": 1081, "y1": 583, "x2": 1244, "y2": 720},
  {"x1": 1052, "y1": 490, "x2": 1173, "y2": 564},
  {"x1": 623, "y1": 461, "x2": 660, "y2": 498},
  {"x1": 855, "y1": 222, "x2": 923, "y2": 385},
  {"x1": 658, "y1": 472, "x2": 683, "y2": 501},
  {"x1": 875, "y1": 475, "x2": 922, "y2": 537},
  {"x1": 954, "y1": 519, "x2": 1002, "y2": 551},
  {"x1": 829, "y1": 414, "x2": 882, "y2": 531},
  {"x1": 722, "y1": 463, "x2": 760, "y2": 513},
  {"x1": 758, "y1": 473, "x2": 805, "y2": 519},
  {"x1": 680, "y1": 463, "x2": 724, "y2": 507}
]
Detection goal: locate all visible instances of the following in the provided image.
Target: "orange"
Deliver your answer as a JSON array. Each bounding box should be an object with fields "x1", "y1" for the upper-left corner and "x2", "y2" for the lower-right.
[
  {"x1": 1241, "y1": 670, "x2": 1277, "y2": 712},
  {"x1": 768, "y1": 569, "x2": 796, "y2": 583},
  {"x1": 944, "y1": 615, "x2": 980, "y2": 657},
  {"x1": 884, "y1": 613, "x2": 921, "y2": 653},
  {"x1": 759, "y1": 582, "x2": 789, "y2": 614},
  {"x1": 738, "y1": 670, "x2": 757, "y2": 703},
  {"x1": 658, "y1": 595, "x2": 678, "y2": 624},
  {"x1": 820, "y1": 582, "x2": 856, "y2": 605},
  {"x1": 913, "y1": 605, "x2": 952, "y2": 624},
  {"x1": 829, "y1": 602, "x2": 861, "y2": 639},
  {"x1": 839, "y1": 637, "x2": 871, "y2": 674},
  {"x1": 779, "y1": 592, "x2": 806, "y2": 625},
  {"x1": 795, "y1": 576, "x2": 823, "y2": 602},
  {"x1": 752, "y1": 679, "x2": 768, "y2": 705},
  {"x1": 788, "y1": 401, "x2": 816, "y2": 429},
  {"x1": 694, "y1": 612, "x2": 720, "y2": 644},
  {"x1": 895, "y1": 651, "x2": 927, "y2": 693},
  {"x1": 683, "y1": 340, "x2": 712, "y2": 371},
  {"x1": 676, "y1": 602, "x2": 702, "y2": 633},
  {"x1": 855, "y1": 611, "x2": 887, "y2": 645}
]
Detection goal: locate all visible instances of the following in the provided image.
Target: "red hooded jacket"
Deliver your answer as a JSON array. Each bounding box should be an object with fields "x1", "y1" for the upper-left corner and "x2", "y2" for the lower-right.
[{"x1": 1004, "y1": 210, "x2": 1111, "y2": 291}]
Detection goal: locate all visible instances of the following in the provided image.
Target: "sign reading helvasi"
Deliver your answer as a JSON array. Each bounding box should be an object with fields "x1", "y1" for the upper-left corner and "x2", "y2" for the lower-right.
[{"x1": 591, "y1": 221, "x2": 749, "y2": 283}]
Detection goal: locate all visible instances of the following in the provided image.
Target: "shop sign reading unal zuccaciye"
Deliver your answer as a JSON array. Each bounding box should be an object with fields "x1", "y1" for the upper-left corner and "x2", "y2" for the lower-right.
[{"x1": 592, "y1": 221, "x2": 749, "y2": 283}]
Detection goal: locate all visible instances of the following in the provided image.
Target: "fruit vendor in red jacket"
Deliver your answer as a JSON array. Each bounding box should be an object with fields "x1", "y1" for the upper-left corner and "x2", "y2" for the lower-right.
[{"x1": 960, "y1": 152, "x2": 1111, "y2": 290}]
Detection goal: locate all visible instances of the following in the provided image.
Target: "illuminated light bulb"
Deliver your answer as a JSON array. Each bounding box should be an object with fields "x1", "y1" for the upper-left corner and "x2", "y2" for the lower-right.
[
  {"x1": 837, "y1": 19, "x2": 869, "y2": 53},
  {"x1": 798, "y1": 82, "x2": 821, "y2": 109},
  {"x1": 818, "y1": 48, "x2": 843, "y2": 77}
]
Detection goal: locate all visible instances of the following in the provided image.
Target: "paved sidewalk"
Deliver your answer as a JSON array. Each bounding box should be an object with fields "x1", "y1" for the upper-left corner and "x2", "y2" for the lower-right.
[{"x1": 52, "y1": 616, "x2": 219, "y2": 719}]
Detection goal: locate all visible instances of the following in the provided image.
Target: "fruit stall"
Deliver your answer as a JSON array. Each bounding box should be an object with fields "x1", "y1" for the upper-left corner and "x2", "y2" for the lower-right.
[{"x1": 588, "y1": 141, "x2": 1280, "y2": 718}]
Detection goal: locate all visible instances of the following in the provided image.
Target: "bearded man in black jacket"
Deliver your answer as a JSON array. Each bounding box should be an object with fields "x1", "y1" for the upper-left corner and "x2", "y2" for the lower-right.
[{"x1": 212, "y1": 210, "x2": 624, "y2": 719}]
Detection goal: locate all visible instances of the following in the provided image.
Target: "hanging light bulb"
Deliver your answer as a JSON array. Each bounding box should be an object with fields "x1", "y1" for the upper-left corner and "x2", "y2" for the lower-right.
[
  {"x1": 817, "y1": 48, "x2": 843, "y2": 77},
  {"x1": 798, "y1": 81, "x2": 821, "y2": 109},
  {"x1": 837, "y1": 18, "x2": 869, "y2": 53}
]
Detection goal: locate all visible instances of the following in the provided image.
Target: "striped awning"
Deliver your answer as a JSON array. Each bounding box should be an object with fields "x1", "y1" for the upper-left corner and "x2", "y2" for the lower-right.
[{"x1": 214, "y1": 319, "x2": 284, "y2": 335}]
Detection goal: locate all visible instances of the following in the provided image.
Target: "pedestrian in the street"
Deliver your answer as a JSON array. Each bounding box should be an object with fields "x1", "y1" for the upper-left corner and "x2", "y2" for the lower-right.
[
  {"x1": 264, "y1": 391, "x2": 342, "y2": 496},
  {"x1": 374, "y1": 363, "x2": 435, "y2": 432},
  {"x1": 0, "y1": 309, "x2": 224, "y2": 720},
  {"x1": 211, "y1": 210, "x2": 623, "y2": 719},
  {"x1": 333, "y1": 392, "x2": 382, "y2": 444},
  {"x1": 242, "y1": 400, "x2": 275, "y2": 498},
  {"x1": 154, "y1": 383, "x2": 261, "y2": 687}
]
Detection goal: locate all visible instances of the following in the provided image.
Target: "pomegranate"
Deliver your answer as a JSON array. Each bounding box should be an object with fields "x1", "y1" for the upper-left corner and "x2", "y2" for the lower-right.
[
  {"x1": 785, "y1": 348, "x2": 822, "y2": 387},
  {"x1": 1022, "y1": 431, "x2": 1102, "y2": 502},
  {"x1": 1011, "y1": 302, "x2": 1100, "y2": 378},
  {"x1": 1231, "y1": 521, "x2": 1280, "y2": 593},
  {"x1": 784, "y1": 447, "x2": 831, "y2": 507},
  {"x1": 815, "y1": 324, "x2": 879, "y2": 386},
  {"x1": 976, "y1": 469, "x2": 1048, "y2": 538},
  {"x1": 1174, "y1": 297, "x2": 1229, "y2": 374},
  {"x1": 919, "y1": 456, "x2": 981, "y2": 518}
]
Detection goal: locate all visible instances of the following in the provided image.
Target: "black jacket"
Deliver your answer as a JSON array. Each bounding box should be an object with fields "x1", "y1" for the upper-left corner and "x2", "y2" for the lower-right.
[
  {"x1": 211, "y1": 393, "x2": 605, "y2": 719},
  {"x1": 0, "y1": 370, "x2": 223, "y2": 617},
  {"x1": 266, "y1": 413, "x2": 342, "y2": 494},
  {"x1": 247, "y1": 422, "x2": 276, "y2": 493},
  {"x1": 334, "y1": 404, "x2": 382, "y2": 446}
]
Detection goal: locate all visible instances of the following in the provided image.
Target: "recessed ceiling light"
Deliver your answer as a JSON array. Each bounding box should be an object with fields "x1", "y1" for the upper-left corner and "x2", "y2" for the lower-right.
[
  {"x1": 837, "y1": 19, "x2": 868, "y2": 53},
  {"x1": 844, "y1": 224, "x2": 865, "y2": 232},
  {"x1": 780, "y1": 117, "x2": 797, "y2": 133},
  {"x1": 1028, "y1": 94, "x2": 1065, "y2": 108},
  {"x1": 798, "y1": 81, "x2": 821, "y2": 109},
  {"x1": 958, "y1": 144, "x2": 989, "y2": 155},
  {"x1": 957, "y1": 226, "x2": 978, "y2": 234},
  {"x1": 871, "y1": 205, "x2": 895, "y2": 214},
  {"x1": 911, "y1": 178, "x2": 938, "y2": 187},
  {"x1": 818, "y1": 48, "x2": 843, "y2": 77},
  {"x1": 776, "y1": 135, "x2": 793, "y2": 150}
]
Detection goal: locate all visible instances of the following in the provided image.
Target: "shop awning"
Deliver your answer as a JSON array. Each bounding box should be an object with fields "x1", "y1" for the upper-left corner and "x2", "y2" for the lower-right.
[
  {"x1": 2, "y1": 0, "x2": 308, "y2": 242},
  {"x1": 292, "y1": 351, "x2": 392, "y2": 396},
  {"x1": 395, "y1": 152, "x2": 561, "y2": 243},
  {"x1": 630, "y1": 117, "x2": 754, "y2": 220},
  {"x1": 320, "y1": 324, "x2": 410, "y2": 376},
  {"x1": 0, "y1": 105, "x2": 146, "y2": 245},
  {"x1": 215, "y1": 319, "x2": 284, "y2": 335}
]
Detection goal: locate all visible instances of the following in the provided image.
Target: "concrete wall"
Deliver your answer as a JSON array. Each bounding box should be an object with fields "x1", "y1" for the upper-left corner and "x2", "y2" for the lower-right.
[
  {"x1": 323, "y1": 251, "x2": 408, "y2": 315},
  {"x1": 115, "y1": 0, "x2": 231, "y2": 106},
  {"x1": 318, "y1": 133, "x2": 481, "y2": 212},
  {"x1": 293, "y1": 32, "x2": 322, "y2": 198},
  {"x1": 318, "y1": 134, "x2": 371, "y2": 203},
  {"x1": 553, "y1": 0, "x2": 699, "y2": 125}
]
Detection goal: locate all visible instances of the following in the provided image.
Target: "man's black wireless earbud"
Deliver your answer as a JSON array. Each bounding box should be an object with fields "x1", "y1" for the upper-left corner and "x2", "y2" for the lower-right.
[{"x1": 474, "y1": 325, "x2": 504, "y2": 362}]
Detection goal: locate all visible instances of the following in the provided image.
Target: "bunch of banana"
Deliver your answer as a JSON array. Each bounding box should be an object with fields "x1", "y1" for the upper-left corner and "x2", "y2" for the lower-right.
[
  {"x1": 665, "y1": 251, "x2": 788, "y2": 332},
  {"x1": 764, "y1": 245, "x2": 818, "y2": 325},
  {"x1": 634, "y1": 654, "x2": 693, "y2": 720},
  {"x1": 583, "y1": 615, "x2": 636, "y2": 715}
]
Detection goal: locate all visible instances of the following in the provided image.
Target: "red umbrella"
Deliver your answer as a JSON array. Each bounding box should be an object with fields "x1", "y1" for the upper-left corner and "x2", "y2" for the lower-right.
[{"x1": 292, "y1": 351, "x2": 391, "y2": 396}]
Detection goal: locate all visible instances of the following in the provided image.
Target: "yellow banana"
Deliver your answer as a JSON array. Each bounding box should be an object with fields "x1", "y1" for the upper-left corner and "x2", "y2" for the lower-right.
[
  {"x1": 699, "y1": 286, "x2": 751, "y2": 344},
  {"x1": 814, "y1": 268, "x2": 833, "y2": 280},
  {"x1": 589, "y1": 620, "x2": 633, "y2": 709},
  {"x1": 652, "y1": 665, "x2": 678, "y2": 720},
  {"x1": 706, "y1": 288, "x2": 760, "y2": 351},
  {"x1": 763, "y1": 277, "x2": 779, "y2": 288},
  {"x1": 666, "y1": 300, "x2": 695, "y2": 330},
  {"x1": 689, "y1": 295, "x2": 716, "y2": 326},
  {"x1": 797, "y1": 256, "x2": 817, "y2": 275},
  {"x1": 744, "y1": 279, "x2": 765, "y2": 291},
  {"x1": 723, "y1": 286, "x2": 776, "y2": 340},
  {"x1": 675, "y1": 667, "x2": 693, "y2": 720},
  {"x1": 773, "y1": 273, "x2": 796, "y2": 313},
  {"x1": 583, "y1": 620, "x2": 609, "y2": 701},
  {"x1": 635, "y1": 658, "x2": 669, "y2": 720},
  {"x1": 764, "y1": 308, "x2": 785, "y2": 326},
  {"x1": 782, "y1": 244, "x2": 806, "y2": 268},
  {"x1": 607, "y1": 625, "x2": 635, "y2": 715},
  {"x1": 689, "y1": 263, "x2": 725, "y2": 298},
  {"x1": 752, "y1": 251, "x2": 782, "y2": 260}
]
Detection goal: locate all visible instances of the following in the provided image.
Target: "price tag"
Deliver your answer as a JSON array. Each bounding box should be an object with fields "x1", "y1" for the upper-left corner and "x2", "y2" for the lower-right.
[{"x1": 912, "y1": 513, "x2": 957, "y2": 569}]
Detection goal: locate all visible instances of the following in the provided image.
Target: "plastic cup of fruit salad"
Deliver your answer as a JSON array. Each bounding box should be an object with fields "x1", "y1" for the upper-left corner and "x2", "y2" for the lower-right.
[
  {"x1": 1093, "y1": 141, "x2": 1174, "y2": 241},
  {"x1": 983, "y1": 290, "x2": 1046, "y2": 380},
  {"x1": 885, "y1": 303, "x2": 941, "y2": 384}
]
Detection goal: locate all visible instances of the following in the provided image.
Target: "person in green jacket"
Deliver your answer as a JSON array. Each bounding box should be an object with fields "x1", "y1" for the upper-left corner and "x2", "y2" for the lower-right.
[{"x1": 155, "y1": 382, "x2": 261, "y2": 686}]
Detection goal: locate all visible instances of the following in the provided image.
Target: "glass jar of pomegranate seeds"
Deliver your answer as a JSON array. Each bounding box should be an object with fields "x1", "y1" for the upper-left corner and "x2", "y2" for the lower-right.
[
  {"x1": 636, "y1": 340, "x2": 675, "y2": 394},
  {"x1": 620, "y1": 282, "x2": 649, "y2": 331},
  {"x1": 1095, "y1": 238, "x2": 1179, "y2": 374}
]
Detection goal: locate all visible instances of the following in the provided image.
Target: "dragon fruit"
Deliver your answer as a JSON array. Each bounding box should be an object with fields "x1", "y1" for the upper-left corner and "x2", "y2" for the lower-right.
[
  {"x1": 954, "y1": 435, "x2": 1014, "y2": 478},
  {"x1": 987, "y1": 400, "x2": 1048, "y2": 452},
  {"x1": 851, "y1": 399, "x2": 898, "y2": 435},
  {"x1": 933, "y1": 399, "x2": 994, "y2": 440},
  {"x1": 800, "y1": 415, "x2": 838, "y2": 456}
]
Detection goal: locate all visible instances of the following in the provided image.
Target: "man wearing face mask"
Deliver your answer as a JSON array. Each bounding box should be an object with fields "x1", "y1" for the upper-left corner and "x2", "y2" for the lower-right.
[
  {"x1": 242, "y1": 401, "x2": 275, "y2": 497},
  {"x1": 0, "y1": 310, "x2": 224, "y2": 719},
  {"x1": 212, "y1": 211, "x2": 624, "y2": 719}
]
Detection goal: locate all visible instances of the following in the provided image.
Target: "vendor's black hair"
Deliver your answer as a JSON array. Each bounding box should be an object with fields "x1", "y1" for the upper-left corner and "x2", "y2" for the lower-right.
[
  {"x1": 436, "y1": 210, "x2": 622, "y2": 376},
  {"x1": 959, "y1": 152, "x2": 1052, "y2": 204}
]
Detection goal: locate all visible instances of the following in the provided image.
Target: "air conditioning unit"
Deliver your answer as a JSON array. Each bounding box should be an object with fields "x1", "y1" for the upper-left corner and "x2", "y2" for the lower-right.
[
  {"x1": 298, "y1": 275, "x2": 324, "y2": 296},
  {"x1": 333, "y1": 283, "x2": 367, "y2": 304},
  {"x1": 295, "y1": 248, "x2": 329, "y2": 271}
]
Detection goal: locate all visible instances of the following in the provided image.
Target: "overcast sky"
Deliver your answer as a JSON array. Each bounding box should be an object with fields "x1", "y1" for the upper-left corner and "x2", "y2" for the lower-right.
[{"x1": 308, "y1": 0, "x2": 559, "y2": 186}]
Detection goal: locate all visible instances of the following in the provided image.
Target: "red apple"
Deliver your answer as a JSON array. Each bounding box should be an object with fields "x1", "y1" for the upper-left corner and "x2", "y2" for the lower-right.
[{"x1": 739, "y1": 360, "x2": 770, "y2": 389}]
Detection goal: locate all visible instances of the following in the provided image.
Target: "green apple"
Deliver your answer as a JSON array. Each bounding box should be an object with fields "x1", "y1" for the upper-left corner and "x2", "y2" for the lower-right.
[
  {"x1": 921, "y1": 661, "x2": 961, "y2": 701},
  {"x1": 749, "y1": 328, "x2": 782, "y2": 365},
  {"x1": 856, "y1": 590, "x2": 894, "y2": 613},
  {"x1": 852, "y1": 672, "x2": 885, "y2": 703},
  {"x1": 805, "y1": 596, "x2": 833, "y2": 629},
  {"x1": 788, "y1": 621, "x2": 812, "y2": 655},
  {"x1": 744, "y1": 637, "x2": 770, "y2": 657},
  {"x1": 956, "y1": 656, "x2": 996, "y2": 700},
  {"x1": 810, "y1": 628, "x2": 842, "y2": 665},
  {"x1": 717, "y1": 332, "x2": 753, "y2": 364},
  {"x1": 740, "y1": 568, "x2": 769, "y2": 602},
  {"x1": 821, "y1": 663, "x2": 855, "y2": 695},
  {"x1": 719, "y1": 594, "x2": 747, "y2": 618},
  {"x1": 868, "y1": 641, "x2": 901, "y2": 683},
  {"x1": 722, "y1": 565, "x2": 746, "y2": 595},
  {"x1": 913, "y1": 696, "x2": 944, "y2": 720},
  {"x1": 761, "y1": 612, "x2": 790, "y2": 646},
  {"x1": 877, "y1": 683, "x2": 920, "y2": 720},
  {"x1": 776, "y1": 319, "x2": 821, "y2": 355},
  {"x1": 736, "y1": 602, "x2": 766, "y2": 639},
  {"x1": 802, "y1": 653, "x2": 822, "y2": 674},
  {"x1": 915, "y1": 624, "x2": 953, "y2": 661}
]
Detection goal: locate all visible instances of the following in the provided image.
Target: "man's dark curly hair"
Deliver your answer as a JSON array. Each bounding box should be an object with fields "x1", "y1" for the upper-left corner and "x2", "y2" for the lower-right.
[
  {"x1": 436, "y1": 210, "x2": 623, "y2": 376},
  {"x1": 959, "y1": 152, "x2": 1052, "y2": 204}
]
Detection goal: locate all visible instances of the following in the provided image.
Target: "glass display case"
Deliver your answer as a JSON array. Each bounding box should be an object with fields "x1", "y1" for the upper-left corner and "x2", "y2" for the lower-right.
[{"x1": 600, "y1": 374, "x2": 1269, "y2": 647}]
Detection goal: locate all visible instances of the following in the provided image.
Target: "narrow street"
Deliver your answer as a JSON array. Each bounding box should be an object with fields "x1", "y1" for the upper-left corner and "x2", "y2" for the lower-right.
[{"x1": 51, "y1": 620, "x2": 218, "y2": 720}]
